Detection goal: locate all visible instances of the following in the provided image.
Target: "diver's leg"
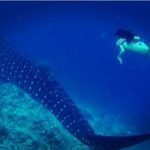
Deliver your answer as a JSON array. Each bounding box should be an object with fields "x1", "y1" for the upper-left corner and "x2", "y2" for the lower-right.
[{"x1": 117, "y1": 45, "x2": 125, "y2": 64}]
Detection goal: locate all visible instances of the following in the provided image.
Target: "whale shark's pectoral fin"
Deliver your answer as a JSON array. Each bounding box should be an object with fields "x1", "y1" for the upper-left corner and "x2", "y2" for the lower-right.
[{"x1": 90, "y1": 133, "x2": 150, "y2": 150}]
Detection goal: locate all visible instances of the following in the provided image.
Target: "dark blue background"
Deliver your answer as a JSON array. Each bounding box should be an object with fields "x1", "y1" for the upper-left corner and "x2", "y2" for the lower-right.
[{"x1": 0, "y1": 1, "x2": 150, "y2": 134}]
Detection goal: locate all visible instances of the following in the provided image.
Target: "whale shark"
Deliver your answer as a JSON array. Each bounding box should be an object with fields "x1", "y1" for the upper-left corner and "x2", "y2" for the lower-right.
[{"x1": 0, "y1": 39, "x2": 150, "y2": 150}]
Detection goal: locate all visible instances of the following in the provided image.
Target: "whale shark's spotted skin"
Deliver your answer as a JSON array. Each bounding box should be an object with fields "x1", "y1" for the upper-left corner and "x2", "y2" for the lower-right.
[
  {"x1": 0, "y1": 40, "x2": 150, "y2": 150},
  {"x1": 0, "y1": 42, "x2": 94, "y2": 145}
]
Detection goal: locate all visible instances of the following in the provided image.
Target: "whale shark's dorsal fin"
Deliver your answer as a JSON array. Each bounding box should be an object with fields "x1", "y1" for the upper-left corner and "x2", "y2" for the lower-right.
[{"x1": 38, "y1": 60, "x2": 52, "y2": 76}]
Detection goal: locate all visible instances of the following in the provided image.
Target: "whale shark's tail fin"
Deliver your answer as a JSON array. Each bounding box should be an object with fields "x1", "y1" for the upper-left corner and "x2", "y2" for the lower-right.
[{"x1": 90, "y1": 133, "x2": 150, "y2": 150}]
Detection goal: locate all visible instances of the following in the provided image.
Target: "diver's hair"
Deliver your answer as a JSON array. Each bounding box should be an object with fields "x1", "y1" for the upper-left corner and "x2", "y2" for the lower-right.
[{"x1": 115, "y1": 29, "x2": 135, "y2": 43}]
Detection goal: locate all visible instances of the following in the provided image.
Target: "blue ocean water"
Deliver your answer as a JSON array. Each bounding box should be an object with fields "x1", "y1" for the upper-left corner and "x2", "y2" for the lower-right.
[{"x1": 0, "y1": 1, "x2": 150, "y2": 148}]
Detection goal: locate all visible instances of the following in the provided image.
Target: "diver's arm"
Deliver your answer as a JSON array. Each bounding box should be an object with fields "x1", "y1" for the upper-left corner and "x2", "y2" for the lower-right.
[{"x1": 117, "y1": 45, "x2": 125, "y2": 64}]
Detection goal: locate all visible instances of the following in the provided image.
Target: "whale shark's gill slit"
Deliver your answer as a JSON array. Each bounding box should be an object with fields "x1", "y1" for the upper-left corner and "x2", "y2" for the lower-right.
[{"x1": 0, "y1": 39, "x2": 150, "y2": 150}]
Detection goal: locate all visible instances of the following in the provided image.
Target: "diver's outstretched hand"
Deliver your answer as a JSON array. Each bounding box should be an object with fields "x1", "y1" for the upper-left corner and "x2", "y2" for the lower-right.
[{"x1": 117, "y1": 56, "x2": 122, "y2": 64}]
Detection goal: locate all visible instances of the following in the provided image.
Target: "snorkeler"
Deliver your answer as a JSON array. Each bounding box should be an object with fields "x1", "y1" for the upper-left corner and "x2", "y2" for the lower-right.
[{"x1": 115, "y1": 29, "x2": 150, "y2": 64}]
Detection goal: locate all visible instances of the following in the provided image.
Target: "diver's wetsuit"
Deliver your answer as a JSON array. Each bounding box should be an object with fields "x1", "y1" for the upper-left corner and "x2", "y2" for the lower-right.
[{"x1": 115, "y1": 29, "x2": 150, "y2": 64}]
